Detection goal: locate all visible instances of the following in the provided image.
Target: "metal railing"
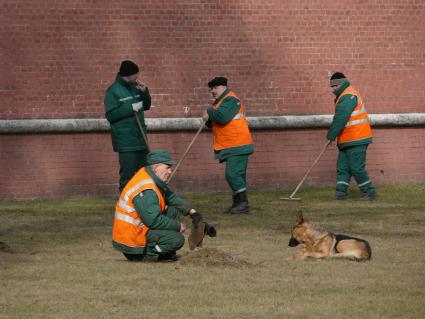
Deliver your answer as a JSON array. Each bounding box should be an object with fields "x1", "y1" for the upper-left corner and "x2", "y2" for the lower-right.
[{"x1": 0, "y1": 113, "x2": 424, "y2": 134}]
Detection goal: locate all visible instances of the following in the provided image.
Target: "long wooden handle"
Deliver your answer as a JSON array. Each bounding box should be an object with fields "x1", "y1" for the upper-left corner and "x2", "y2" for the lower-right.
[
  {"x1": 133, "y1": 111, "x2": 150, "y2": 153},
  {"x1": 167, "y1": 120, "x2": 205, "y2": 184},
  {"x1": 288, "y1": 141, "x2": 331, "y2": 198}
]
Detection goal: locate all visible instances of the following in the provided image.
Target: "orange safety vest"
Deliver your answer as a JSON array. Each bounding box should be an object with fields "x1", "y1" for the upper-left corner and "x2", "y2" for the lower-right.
[
  {"x1": 336, "y1": 85, "x2": 372, "y2": 144},
  {"x1": 112, "y1": 167, "x2": 166, "y2": 249},
  {"x1": 212, "y1": 91, "x2": 253, "y2": 151}
]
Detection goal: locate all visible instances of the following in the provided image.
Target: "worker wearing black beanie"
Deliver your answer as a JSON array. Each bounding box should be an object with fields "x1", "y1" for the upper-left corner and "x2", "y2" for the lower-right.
[
  {"x1": 104, "y1": 60, "x2": 152, "y2": 192},
  {"x1": 119, "y1": 60, "x2": 140, "y2": 77},
  {"x1": 327, "y1": 72, "x2": 376, "y2": 201}
]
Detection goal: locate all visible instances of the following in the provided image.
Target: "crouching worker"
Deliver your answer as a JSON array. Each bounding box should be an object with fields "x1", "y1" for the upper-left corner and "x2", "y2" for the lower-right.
[{"x1": 112, "y1": 149, "x2": 203, "y2": 262}]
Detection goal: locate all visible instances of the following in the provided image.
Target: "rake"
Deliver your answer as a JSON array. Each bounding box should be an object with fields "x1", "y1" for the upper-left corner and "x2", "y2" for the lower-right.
[
  {"x1": 167, "y1": 119, "x2": 205, "y2": 184},
  {"x1": 281, "y1": 141, "x2": 331, "y2": 201}
]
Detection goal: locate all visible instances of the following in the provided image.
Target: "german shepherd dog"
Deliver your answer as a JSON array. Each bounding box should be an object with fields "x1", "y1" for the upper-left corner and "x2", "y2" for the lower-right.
[{"x1": 287, "y1": 212, "x2": 372, "y2": 261}]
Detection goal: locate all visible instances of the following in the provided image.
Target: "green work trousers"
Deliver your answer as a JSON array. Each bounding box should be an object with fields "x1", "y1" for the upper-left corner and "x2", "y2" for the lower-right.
[
  {"x1": 118, "y1": 150, "x2": 149, "y2": 192},
  {"x1": 144, "y1": 207, "x2": 185, "y2": 257},
  {"x1": 123, "y1": 207, "x2": 185, "y2": 261},
  {"x1": 225, "y1": 155, "x2": 249, "y2": 194},
  {"x1": 336, "y1": 144, "x2": 376, "y2": 196}
]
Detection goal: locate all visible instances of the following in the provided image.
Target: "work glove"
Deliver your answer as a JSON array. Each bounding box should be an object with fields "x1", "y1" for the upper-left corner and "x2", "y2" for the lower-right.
[
  {"x1": 190, "y1": 212, "x2": 202, "y2": 225},
  {"x1": 132, "y1": 101, "x2": 143, "y2": 112}
]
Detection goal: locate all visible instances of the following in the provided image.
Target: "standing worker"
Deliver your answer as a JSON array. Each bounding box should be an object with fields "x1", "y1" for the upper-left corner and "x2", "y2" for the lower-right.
[
  {"x1": 112, "y1": 149, "x2": 204, "y2": 262},
  {"x1": 203, "y1": 77, "x2": 254, "y2": 214},
  {"x1": 327, "y1": 72, "x2": 377, "y2": 200},
  {"x1": 104, "y1": 60, "x2": 152, "y2": 193}
]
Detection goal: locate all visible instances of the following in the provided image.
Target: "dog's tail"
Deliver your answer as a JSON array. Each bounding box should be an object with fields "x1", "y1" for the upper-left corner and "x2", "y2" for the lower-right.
[{"x1": 351, "y1": 239, "x2": 372, "y2": 262}]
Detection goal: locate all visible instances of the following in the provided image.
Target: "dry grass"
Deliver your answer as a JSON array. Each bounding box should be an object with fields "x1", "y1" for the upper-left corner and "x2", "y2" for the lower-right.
[{"x1": 1, "y1": 184, "x2": 425, "y2": 319}]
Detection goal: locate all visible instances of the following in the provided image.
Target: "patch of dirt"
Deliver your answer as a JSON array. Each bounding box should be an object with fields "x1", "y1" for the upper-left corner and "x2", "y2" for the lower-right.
[
  {"x1": 0, "y1": 241, "x2": 14, "y2": 254},
  {"x1": 178, "y1": 247, "x2": 251, "y2": 268}
]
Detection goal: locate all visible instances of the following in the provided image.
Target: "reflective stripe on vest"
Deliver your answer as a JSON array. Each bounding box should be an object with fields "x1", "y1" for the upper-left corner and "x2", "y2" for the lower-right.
[
  {"x1": 336, "y1": 85, "x2": 372, "y2": 144},
  {"x1": 233, "y1": 113, "x2": 246, "y2": 120},
  {"x1": 211, "y1": 91, "x2": 253, "y2": 151},
  {"x1": 115, "y1": 211, "x2": 144, "y2": 227},
  {"x1": 117, "y1": 198, "x2": 136, "y2": 213},
  {"x1": 346, "y1": 118, "x2": 369, "y2": 127},
  {"x1": 123, "y1": 179, "x2": 154, "y2": 202},
  {"x1": 350, "y1": 105, "x2": 366, "y2": 117}
]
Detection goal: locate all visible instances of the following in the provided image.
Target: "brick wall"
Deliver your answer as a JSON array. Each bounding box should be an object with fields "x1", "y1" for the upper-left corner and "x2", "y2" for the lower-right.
[
  {"x1": 0, "y1": 1, "x2": 424, "y2": 198},
  {"x1": 1, "y1": 127, "x2": 424, "y2": 199}
]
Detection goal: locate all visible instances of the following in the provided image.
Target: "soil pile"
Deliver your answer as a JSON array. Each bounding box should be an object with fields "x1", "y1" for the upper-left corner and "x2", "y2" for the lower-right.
[{"x1": 179, "y1": 247, "x2": 251, "y2": 268}]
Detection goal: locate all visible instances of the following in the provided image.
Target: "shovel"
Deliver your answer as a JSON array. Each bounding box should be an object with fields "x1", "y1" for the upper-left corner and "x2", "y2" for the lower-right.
[{"x1": 134, "y1": 111, "x2": 150, "y2": 153}]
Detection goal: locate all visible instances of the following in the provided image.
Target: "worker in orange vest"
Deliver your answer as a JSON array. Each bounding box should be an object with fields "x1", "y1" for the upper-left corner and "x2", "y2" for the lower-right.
[
  {"x1": 327, "y1": 72, "x2": 376, "y2": 200},
  {"x1": 112, "y1": 149, "x2": 204, "y2": 262},
  {"x1": 203, "y1": 77, "x2": 254, "y2": 213}
]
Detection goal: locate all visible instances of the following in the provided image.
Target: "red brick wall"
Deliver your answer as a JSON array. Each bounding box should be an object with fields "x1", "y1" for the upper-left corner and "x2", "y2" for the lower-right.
[
  {"x1": 0, "y1": 1, "x2": 424, "y2": 198},
  {"x1": 1, "y1": 128, "x2": 424, "y2": 199}
]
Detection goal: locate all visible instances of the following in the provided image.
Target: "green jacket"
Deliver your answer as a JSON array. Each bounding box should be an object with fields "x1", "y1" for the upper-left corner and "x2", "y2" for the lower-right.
[
  {"x1": 104, "y1": 74, "x2": 151, "y2": 152},
  {"x1": 131, "y1": 166, "x2": 192, "y2": 231},
  {"x1": 206, "y1": 88, "x2": 254, "y2": 162},
  {"x1": 326, "y1": 81, "x2": 372, "y2": 150}
]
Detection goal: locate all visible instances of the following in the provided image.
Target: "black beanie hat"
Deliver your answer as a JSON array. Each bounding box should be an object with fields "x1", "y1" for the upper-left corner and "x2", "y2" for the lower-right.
[
  {"x1": 330, "y1": 72, "x2": 346, "y2": 80},
  {"x1": 208, "y1": 77, "x2": 228, "y2": 88},
  {"x1": 119, "y1": 60, "x2": 139, "y2": 77},
  {"x1": 330, "y1": 72, "x2": 348, "y2": 86}
]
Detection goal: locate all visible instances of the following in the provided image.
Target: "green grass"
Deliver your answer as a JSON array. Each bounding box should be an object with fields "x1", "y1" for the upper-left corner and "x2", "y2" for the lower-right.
[{"x1": 1, "y1": 185, "x2": 425, "y2": 319}]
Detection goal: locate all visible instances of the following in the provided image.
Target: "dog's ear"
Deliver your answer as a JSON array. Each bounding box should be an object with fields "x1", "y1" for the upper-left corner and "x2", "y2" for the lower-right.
[{"x1": 296, "y1": 211, "x2": 304, "y2": 224}]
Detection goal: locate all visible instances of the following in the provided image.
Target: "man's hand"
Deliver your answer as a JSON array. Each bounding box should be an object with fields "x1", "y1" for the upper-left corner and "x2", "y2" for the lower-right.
[
  {"x1": 202, "y1": 110, "x2": 209, "y2": 122},
  {"x1": 180, "y1": 223, "x2": 187, "y2": 233},
  {"x1": 136, "y1": 79, "x2": 147, "y2": 92},
  {"x1": 132, "y1": 102, "x2": 143, "y2": 112}
]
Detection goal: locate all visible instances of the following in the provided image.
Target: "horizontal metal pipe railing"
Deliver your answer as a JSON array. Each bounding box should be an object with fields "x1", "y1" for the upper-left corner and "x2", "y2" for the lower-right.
[{"x1": 0, "y1": 113, "x2": 424, "y2": 134}]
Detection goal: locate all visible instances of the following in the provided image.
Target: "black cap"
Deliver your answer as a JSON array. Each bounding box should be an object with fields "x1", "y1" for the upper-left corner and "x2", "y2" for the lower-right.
[
  {"x1": 330, "y1": 72, "x2": 346, "y2": 80},
  {"x1": 330, "y1": 72, "x2": 348, "y2": 86},
  {"x1": 208, "y1": 77, "x2": 228, "y2": 88},
  {"x1": 119, "y1": 60, "x2": 139, "y2": 77}
]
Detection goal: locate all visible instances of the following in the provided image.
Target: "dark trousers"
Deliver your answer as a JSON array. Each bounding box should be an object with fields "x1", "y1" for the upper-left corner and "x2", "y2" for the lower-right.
[
  {"x1": 336, "y1": 144, "x2": 376, "y2": 196},
  {"x1": 225, "y1": 155, "x2": 249, "y2": 194},
  {"x1": 118, "y1": 150, "x2": 149, "y2": 192},
  {"x1": 123, "y1": 207, "x2": 185, "y2": 261}
]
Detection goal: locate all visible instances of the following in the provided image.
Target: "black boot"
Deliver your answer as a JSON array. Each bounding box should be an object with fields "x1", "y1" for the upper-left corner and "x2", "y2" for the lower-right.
[
  {"x1": 360, "y1": 191, "x2": 377, "y2": 201},
  {"x1": 157, "y1": 252, "x2": 179, "y2": 262},
  {"x1": 223, "y1": 194, "x2": 237, "y2": 213},
  {"x1": 230, "y1": 191, "x2": 250, "y2": 214}
]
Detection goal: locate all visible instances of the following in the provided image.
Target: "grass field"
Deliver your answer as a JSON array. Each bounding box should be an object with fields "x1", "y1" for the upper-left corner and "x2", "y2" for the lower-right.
[{"x1": 1, "y1": 185, "x2": 424, "y2": 319}]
